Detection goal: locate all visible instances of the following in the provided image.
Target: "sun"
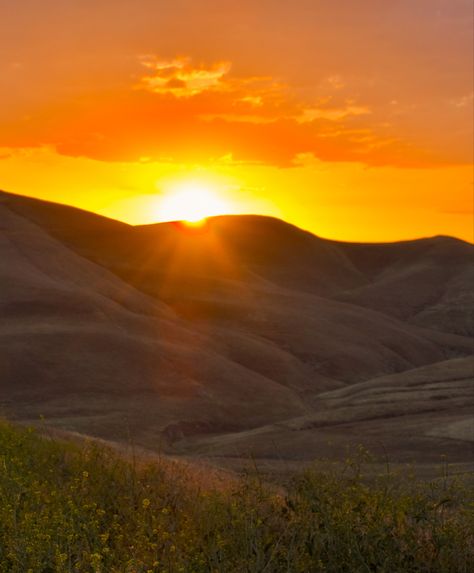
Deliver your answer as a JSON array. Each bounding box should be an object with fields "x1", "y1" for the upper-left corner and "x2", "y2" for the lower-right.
[{"x1": 156, "y1": 180, "x2": 233, "y2": 225}]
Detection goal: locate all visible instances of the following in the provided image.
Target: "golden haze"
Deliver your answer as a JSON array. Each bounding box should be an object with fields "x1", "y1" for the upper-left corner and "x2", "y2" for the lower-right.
[{"x1": 0, "y1": 1, "x2": 472, "y2": 242}]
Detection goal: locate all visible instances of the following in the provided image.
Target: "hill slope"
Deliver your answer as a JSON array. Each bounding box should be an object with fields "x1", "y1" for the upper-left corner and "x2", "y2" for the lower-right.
[
  {"x1": 332, "y1": 237, "x2": 474, "y2": 336},
  {"x1": 178, "y1": 357, "x2": 473, "y2": 464},
  {"x1": 0, "y1": 200, "x2": 309, "y2": 444},
  {"x1": 1, "y1": 189, "x2": 472, "y2": 463}
]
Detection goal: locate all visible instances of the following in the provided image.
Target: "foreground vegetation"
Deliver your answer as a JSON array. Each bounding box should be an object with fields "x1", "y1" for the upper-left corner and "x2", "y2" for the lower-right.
[{"x1": 0, "y1": 421, "x2": 472, "y2": 572}]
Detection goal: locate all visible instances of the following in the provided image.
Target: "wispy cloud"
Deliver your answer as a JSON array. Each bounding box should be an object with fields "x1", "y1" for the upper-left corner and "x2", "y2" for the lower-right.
[
  {"x1": 139, "y1": 56, "x2": 231, "y2": 97},
  {"x1": 297, "y1": 101, "x2": 371, "y2": 122}
]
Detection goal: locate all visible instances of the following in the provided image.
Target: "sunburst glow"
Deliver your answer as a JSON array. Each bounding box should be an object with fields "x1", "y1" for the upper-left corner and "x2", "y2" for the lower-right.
[{"x1": 156, "y1": 181, "x2": 234, "y2": 224}]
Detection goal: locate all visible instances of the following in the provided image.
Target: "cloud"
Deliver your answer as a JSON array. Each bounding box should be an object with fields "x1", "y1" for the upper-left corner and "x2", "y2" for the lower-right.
[
  {"x1": 450, "y1": 92, "x2": 474, "y2": 109},
  {"x1": 239, "y1": 95, "x2": 264, "y2": 106},
  {"x1": 0, "y1": 149, "x2": 14, "y2": 160},
  {"x1": 139, "y1": 56, "x2": 232, "y2": 97},
  {"x1": 323, "y1": 75, "x2": 346, "y2": 90},
  {"x1": 199, "y1": 113, "x2": 277, "y2": 124},
  {"x1": 298, "y1": 101, "x2": 371, "y2": 122},
  {"x1": 0, "y1": 54, "x2": 462, "y2": 169}
]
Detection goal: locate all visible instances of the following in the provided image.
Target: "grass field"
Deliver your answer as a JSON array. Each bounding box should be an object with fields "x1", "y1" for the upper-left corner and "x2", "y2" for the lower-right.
[{"x1": 0, "y1": 420, "x2": 472, "y2": 572}]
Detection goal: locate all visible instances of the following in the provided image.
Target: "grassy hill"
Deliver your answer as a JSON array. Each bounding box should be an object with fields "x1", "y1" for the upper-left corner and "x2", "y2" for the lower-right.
[{"x1": 1, "y1": 421, "x2": 473, "y2": 573}]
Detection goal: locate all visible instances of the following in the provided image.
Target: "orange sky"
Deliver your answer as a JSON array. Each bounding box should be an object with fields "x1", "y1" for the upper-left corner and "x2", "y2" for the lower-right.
[{"x1": 0, "y1": 0, "x2": 472, "y2": 242}]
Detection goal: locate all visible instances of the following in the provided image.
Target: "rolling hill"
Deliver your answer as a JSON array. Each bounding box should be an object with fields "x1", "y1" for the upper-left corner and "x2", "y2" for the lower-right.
[{"x1": 1, "y1": 189, "x2": 472, "y2": 468}]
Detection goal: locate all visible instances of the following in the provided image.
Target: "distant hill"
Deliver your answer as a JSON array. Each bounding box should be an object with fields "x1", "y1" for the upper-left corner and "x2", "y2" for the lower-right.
[
  {"x1": 331, "y1": 237, "x2": 474, "y2": 336},
  {"x1": 1, "y1": 189, "x2": 472, "y2": 466}
]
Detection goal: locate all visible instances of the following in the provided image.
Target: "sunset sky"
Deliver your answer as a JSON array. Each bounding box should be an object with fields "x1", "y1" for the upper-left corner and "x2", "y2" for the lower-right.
[{"x1": 0, "y1": 0, "x2": 472, "y2": 241}]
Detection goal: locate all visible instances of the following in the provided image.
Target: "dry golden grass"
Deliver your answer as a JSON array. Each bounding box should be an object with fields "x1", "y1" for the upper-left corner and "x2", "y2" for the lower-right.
[{"x1": 1, "y1": 421, "x2": 473, "y2": 572}]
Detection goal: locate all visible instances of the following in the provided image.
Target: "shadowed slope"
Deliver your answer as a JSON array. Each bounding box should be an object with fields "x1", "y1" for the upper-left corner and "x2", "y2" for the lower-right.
[
  {"x1": 1, "y1": 189, "x2": 472, "y2": 463},
  {"x1": 0, "y1": 201, "x2": 309, "y2": 444},
  {"x1": 2, "y1": 190, "x2": 472, "y2": 337},
  {"x1": 175, "y1": 357, "x2": 473, "y2": 464},
  {"x1": 1, "y1": 190, "x2": 470, "y2": 385},
  {"x1": 332, "y1": 237, "x2": 474, "y2": 336}
]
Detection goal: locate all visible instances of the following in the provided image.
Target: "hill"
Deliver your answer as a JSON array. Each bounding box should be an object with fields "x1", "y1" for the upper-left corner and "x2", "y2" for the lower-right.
[{"x1": 0, "y1": 189, "x2": 472, "y2": 467}]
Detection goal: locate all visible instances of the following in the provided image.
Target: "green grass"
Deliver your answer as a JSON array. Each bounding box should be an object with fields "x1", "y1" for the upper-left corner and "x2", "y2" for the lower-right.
[{"x1": 0, "y1": 421, "x2": 472, "y2": 572}]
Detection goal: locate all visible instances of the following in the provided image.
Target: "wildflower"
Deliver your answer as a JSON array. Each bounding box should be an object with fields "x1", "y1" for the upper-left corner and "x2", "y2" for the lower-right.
[
  {"x1": 99, "y1": 533, "x2": 109, "y2": 544},
  {"x1": 142, "y1": 498, "x2": 151, "y2": 509}
]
